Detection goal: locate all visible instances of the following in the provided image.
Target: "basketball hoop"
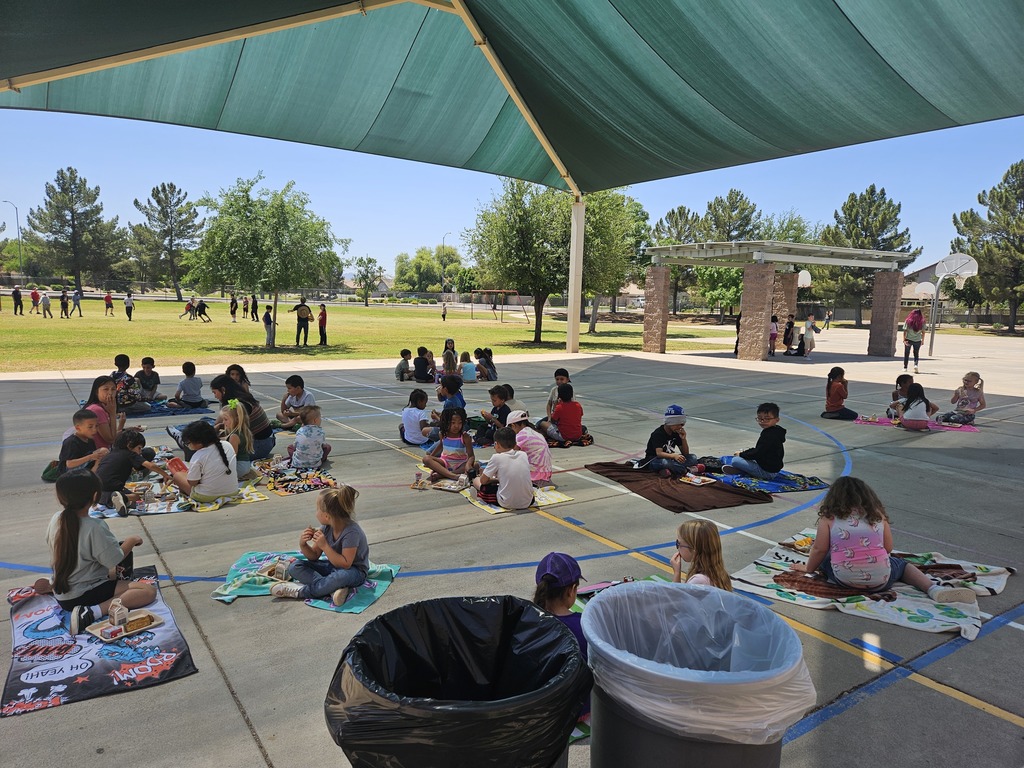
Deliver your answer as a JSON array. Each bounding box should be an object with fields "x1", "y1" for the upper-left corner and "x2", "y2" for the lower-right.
[{"x1": 953, "y1": 274, "x2": 967, "y2": 290}]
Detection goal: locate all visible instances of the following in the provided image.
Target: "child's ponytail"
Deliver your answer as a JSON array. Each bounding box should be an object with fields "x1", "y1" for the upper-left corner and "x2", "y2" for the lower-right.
[
  {"x1": 826, "y1": 367, "x2": 844, "y2": 398},
  {"x1": 52, "y1": 470, "x2": 102, "y2": 594},
  {"x1": 533, "y1": 575, "x2": 562, "y2": 612},
  {"x1": 407, "y1": 389, "x2": 428, "y2": 410}
]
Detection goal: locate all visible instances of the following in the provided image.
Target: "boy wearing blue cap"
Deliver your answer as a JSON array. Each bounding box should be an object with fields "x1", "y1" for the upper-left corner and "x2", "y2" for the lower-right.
[{"x1": 643, "y1": 405, "x2": 698, "y2": 477}]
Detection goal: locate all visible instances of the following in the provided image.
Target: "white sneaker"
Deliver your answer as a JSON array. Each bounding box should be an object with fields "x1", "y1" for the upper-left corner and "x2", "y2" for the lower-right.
[
  {"x1": 270, "y1": 582, "x2": 304, "y2": 599},
  {"x1": 332, "y1": 587, "x2": 353, "y2": 606},
  {"x1": 928, "y1": 585, "x2": 977, "y2": 604},
  {"x1": 914, "y1": 366, "x2": 919, "y2": 374},
  {"x1": 111, "y1": 491, "x2": 129, "y2": 517}
]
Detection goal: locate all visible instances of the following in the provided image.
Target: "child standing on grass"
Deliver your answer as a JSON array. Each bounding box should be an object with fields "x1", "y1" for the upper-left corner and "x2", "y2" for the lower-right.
[
  {"x1": 221, "y1": 401, "x2": 255, "y2": 478},
  {"x1": 399, "y1": 389, "x2": 430, "y2": 446},
  {"x1": 262, "y1": 304, "x2": 275, "y2": 346},
  {"x1": 167, "y1": 361, "x2": 206, "y2": 409},
  {"x1": 169, "y1": 420, "x2": 237, "y2": 501},
  {"x1": 471, "y1": 427, "x2": 534, "y2": 509},
  {"x1": 789, "y1": 476, "x2": 977, "y2": 604},
  {"x1": 895, "y1": 383, "x2": 938, "y2": 431},
  {"x1": 820, "y1": 367, "x2": 858, "y2": 420},
  {"x1": 277, "y1": 374, "x2": 316, "y2": 429},
  {"x1": 937, "y1": 371, "x2": 986, "y2": 425},
  {"x1": 423, "y1": 407, "x2": 475, "y2": 484},
  {"x1": 104, "y1": 291, "x2": 114, "y2": 316},
  {"x1": 318, "y1": 303, "x2": 328, "y2": 346},
  {"x1": 506, "y1": 411, "x2": 552, "y2": 486},
  {"x1": 723, "y1": 402, "x2": 785, "y2": 480},
  {"x1": 289, "y1": 406, "x2": 332, "y2": 469},
  {"x1": 46, "y1": 469, "x2": 157, "y2": 635},
  {"x1": 644, "y1": 404, "x2": 697, "y2": 477},
  {"x1": 272, "y1": 485, "x2": 369, "y2": 605},
  {"x1": 671, "y1": 519, "x2": 732, "y2": 589}
]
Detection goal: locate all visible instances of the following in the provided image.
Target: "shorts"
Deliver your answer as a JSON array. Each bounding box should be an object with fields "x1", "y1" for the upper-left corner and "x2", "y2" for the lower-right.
[
  {"x1": 438, "y1": 456, "x2": 467, "y2": 475},
  {"x1": 900, "y1": 419, "x2": 930, "y2": 431},
  {"x1": 190, "y1": 489, "x2": 230, "y2": 503},
  {"x1": 477, "y1": 482, "x2": 499, "y2": 504},
  {"x1": 56, "y1": 578, "x2": 117, "y2": 611},
  {"x1": 819, "y1": 553, "x2": 906, "y2": 592},
  {"x1": 769, "y1": 332, "x2": 778, "y2": 341}
]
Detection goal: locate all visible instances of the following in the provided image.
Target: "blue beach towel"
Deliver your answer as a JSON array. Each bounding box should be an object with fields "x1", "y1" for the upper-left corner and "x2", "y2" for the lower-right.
[{"x1": 714, "y1": 467, "x2": 829, "y2": 494}]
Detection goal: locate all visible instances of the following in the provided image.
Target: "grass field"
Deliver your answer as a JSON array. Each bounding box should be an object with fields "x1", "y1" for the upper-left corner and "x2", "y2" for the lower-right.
[{"x1": 1, "y1": 298, "x2": 732, "y2": 372}]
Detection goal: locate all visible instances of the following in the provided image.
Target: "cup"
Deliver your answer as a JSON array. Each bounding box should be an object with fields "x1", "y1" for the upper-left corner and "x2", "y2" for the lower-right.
[{"x1": 695, "y1": 463, "x2": 706, "y2": 475}]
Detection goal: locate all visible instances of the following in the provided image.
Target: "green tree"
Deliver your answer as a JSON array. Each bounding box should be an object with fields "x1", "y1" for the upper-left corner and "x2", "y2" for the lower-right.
[
  {"x1": 650, "y1": 205, "x2": 702, "y2": 313},
  {"x1": 943, "y1": 275, "x2": 986, "y2": 323},
  {"x1": 436, "y1": 243, "x2": 462, "y2": 292},
  {"x1": 351, "y1": 256, "x2": 384, "y2": 306},
  {"x1": 133, "y1": 182, "x2": 204, "y2": 301},
  {"x1": 952, "y1": 160, "x2": 1024, "y2": 331},
  {"x1": 392, "y1": 252, "x2": 413, "y2": 292},
  {"x1": 452, "y1": 265, "x2": 478, "y2": 294},
  {"x1": 409, "y1": 247, "x2": 441, "y2": 292},
  {"x1": 694, "y1": 190, "x2": 763, "y2": 319},
  {"x1": 186, "y1": 174, "x2": 347, "y2": 346},
  {"x1": 817, "y1": 184, "x2": 920, "y2": 327},
  {"x1": 27, "y1": 167, "x2": 119, "y2": 293},
  {"x1": 467, "y1": 179, "x2": 562, "y2": 343}
]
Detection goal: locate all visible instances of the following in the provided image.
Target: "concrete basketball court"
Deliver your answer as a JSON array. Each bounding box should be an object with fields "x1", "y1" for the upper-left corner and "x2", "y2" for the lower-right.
[{"x1": 1, "y1": 328, "x2": 1022, "y2": 766}]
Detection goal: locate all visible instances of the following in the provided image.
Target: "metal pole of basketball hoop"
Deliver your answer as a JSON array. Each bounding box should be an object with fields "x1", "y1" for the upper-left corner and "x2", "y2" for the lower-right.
[{"x1": 927, "y1": 253, "x2": 977, "y2": 357}]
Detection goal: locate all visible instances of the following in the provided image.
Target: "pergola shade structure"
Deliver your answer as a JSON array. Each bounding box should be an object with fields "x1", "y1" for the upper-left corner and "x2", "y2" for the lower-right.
[
  {"x1": 2, "y1": 0, "x2": 1023, "y2": 349},
  {"x1": 642, "y1": 242, "x2": 916, "y2": 359}
]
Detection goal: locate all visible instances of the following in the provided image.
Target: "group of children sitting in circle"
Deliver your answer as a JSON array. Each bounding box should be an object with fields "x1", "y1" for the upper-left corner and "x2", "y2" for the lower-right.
[
  {"x1": 395, "y1": 339, "x2": 499, "y2": 383},
  {"x1": 820, "y1": 366, "x2": 986, "y2": 430}
]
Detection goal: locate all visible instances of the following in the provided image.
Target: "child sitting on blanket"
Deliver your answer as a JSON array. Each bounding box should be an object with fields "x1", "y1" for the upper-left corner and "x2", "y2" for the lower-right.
[
  {"x1": 723, "y1": 403, "x2": 785, "y2": 480},
  {"x1": 288, "y1": 406, "x2": 332, "y2": 469},
  {"x1": 44, "y1": 469, "x2": 157, "y2": 635},
  {"x1": 423, "y1": 407, "x2": 475, "y2": 484},
  {"x1": 471, "y1": 427, "x2": 534, "y2": 509},
  {"x1": 788, "y1": 477, "x2": 977, "y2": 604},
  {"x1": 937, "y1": 371, "x2": 986, "y2": 425},
  {"x1": 272, "y1": 485, "x2": 369, "y2": 605},
  {"x1": 169, "y1": 420, "x2": 238, "y2": 502},
  {"x1": 277, "y1": 374, "x2": 316, "y2": 429},
  {"x1": 97, "y1": 430, "x2": 172, "y2": 516},
  {"x1": 644, "y1": 404, "x2": 698, "y2": 477},
  {"x1": 894, "y1": 383, "x2": 939, "y2": 431},
  {"x1": 507, "y1": 410, "x2": 552, "y2": 486},
  {"x1": 135, "y1": 357, "x2": 165, "y2": 402},
  {"x1": 221, "y1": 401, "x2": 255, "y2": 478},
  {"x1": 887, "y1": 374, "x2": 914, "y2": 418},
  {"x1": 167, "y1": 361, "x2": 206, "y2": 410},
  {"x1": 534, "y1": 551, "x2": 590, "y2": 719},
  {"x1": 671, "y1": 520, "x2": 732, "y2": 590}
]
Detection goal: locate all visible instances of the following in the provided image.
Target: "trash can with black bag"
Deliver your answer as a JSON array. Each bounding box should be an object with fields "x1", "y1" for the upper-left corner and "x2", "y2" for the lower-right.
[
  {"x1": 325, "y1": 594, "x2": 592, "y2": 768},
  {"x1": 582, "y1": 580, "x2": 816, "y2": 768}
]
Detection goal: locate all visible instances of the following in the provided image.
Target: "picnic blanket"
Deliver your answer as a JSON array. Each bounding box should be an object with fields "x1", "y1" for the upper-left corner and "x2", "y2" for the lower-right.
[
  {"x1": 2, "y1": 567, "x2": 197, "y2": 717},
  {"x1": 89, "y1": 484, "x2": 269, "y2": 517},
  {"x1": 132, "y1": 403, "x2": 213, "y2": 418},
  {"x1": 730, "y1": 530, "x2": 1015, "y2": 640},
  {"x1": 211, "y1": 552, "x2": 399, "y2": 614},
  {"x1": 252, "y1": 459, "x2": 339, "y2": 496},
  {"x1": 548, "y1": 434, "x2": 594, "y2": 449},
  {"x1": 460, "y1": 486, "x2": 574, "y2": 514},
  {"x1": 714, "y1": 468, "x2": 829, "y2": 494},
  {"x1": 852, "y1": 416, "x2": 979, "y2": 433},
  {"x1": 584, "y1": 462, "x2": 772, "y2": 513}
]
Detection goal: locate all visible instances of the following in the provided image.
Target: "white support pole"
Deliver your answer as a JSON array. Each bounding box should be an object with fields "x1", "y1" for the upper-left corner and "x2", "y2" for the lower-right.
[
  {"x1": 566, "y1": 197, "x2": 585, "y2": 353},
  {"x1": 927, "y1": 276, "x2": 944, "y2": 357}
]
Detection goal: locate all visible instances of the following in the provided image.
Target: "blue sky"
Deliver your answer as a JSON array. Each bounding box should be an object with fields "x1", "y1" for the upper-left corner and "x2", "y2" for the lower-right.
[{"x1": 1, "y1": 109, "x2": 1021, "y2": 276}]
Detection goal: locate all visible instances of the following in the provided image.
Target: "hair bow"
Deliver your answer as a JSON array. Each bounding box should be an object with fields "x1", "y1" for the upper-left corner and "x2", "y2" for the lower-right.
[{"x1": 228, "y1": 398, "x2": 240, "y2": 409}]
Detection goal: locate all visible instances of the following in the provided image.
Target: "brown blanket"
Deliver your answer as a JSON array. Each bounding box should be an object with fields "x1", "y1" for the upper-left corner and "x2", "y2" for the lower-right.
[
  {"x1": 773, "y1": 561, "x2": 976, "y2": 601},
  {"x1": 584, "y1": 462, "x2": 772, "y2": 513}
]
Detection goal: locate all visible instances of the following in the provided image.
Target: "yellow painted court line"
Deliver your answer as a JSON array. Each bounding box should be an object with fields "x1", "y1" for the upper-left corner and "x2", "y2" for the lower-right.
[
  {"x1": 908, "y1": 673, "x2": 1024, "y2": 728},
  {"x1": 531, "y1": 508, "x2": 670, "y2": 572}
]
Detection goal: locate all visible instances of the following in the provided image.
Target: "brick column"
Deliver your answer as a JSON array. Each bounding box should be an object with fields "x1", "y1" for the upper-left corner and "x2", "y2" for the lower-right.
[
  {"x1": 867, "y1": 270, "x2": 903, "y2": 357},
  {"x1": 642, "y1": 265, "x2": 671, "y2": 353},
  {"x1": 773, "y1": 272, "x2": 798, "y2": 324},
  {"x1": 738, "y1": 264, "x2": 775, "y2": 361}
]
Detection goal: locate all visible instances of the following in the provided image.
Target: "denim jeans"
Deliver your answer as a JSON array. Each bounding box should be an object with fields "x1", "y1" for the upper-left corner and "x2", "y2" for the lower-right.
[
  {"x1": 288, "y1": 558, "x2": 366, "y2": 599},
  {"x1": 649, "y1": 455, "x2": 698, "y2": 475},
  {"x1": 252, "y1": 434, "x2": 276, "y2": 460},
  {"x1": 725, "y1": 456, "x2": 777, "y2": 480}
]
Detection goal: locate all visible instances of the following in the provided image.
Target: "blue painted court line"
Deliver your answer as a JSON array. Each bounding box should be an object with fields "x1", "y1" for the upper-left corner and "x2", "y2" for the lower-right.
[
  {"x1": 847, "y1": 638, "x2": 903, "y2": 663},
  {"x1": 783, "y1": 601, "x2": 1024, "y2": 744},
  {"x1": 563, "y1": 517, "x2": 586, "y2": 527}
]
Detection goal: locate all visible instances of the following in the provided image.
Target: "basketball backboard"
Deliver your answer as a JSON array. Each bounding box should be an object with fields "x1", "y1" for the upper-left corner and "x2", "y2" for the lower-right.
[{"x1": 934, "y1": 253, "x2": 978, "y2": 278}]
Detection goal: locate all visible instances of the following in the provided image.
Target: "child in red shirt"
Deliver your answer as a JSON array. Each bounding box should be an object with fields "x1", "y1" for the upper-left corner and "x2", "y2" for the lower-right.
[
  {"x1": 317, "y1": 304, "x2": 328, "y2": 346},
  {"x1": 539, "y1": 383, "x2": 584, "y2": 442}
]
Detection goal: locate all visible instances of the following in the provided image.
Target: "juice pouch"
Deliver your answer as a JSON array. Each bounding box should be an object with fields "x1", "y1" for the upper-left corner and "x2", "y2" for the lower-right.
[{"x1": 167, "y1": 457, "x2": 188, "y2": 474}]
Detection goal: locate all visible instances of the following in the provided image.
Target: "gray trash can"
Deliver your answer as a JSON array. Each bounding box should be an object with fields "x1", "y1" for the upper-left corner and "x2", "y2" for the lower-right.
[
  {"x1": 325, "y1": 595, "x2": 591, "y2": 768},
  {"x1": 581, "y1": 581, "x2": 816, "y2": 768}
]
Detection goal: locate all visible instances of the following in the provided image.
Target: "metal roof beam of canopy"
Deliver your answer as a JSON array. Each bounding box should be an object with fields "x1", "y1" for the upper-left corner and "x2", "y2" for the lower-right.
[
  {"x1": 646, "y1": 241, "x2": 905, "y2": 271},
  {"x1": 452, "y1": 0, "x2": 586, "y2": 353},
  {"x1": 0, "y1": 0, "x2": 423, "y2": 93}
]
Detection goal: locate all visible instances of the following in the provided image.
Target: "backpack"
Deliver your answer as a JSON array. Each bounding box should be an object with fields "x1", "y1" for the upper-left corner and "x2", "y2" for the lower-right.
[
  {"x1": 113, "y1": 372, "x2": 143, "y2": 407},
  {"x1": 41, "y1": 460, "x2": 61, "y2": 482}
]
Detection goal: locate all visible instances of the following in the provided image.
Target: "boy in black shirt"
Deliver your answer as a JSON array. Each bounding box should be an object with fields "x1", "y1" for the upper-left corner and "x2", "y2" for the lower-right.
[
  {"x1": 96, "y1": 430, "x2": 171, "y2": 516},
  {"x1": 474, "y1": 385, "x2": 511, "y2": 447},
  {"x1": 412, "y1": 346, "x2": 433, "y2": 383},
  {"x1": 58, "y1": 410, "x2": 108, "y2": 474},
  {"x1": 724, "y1": 403, "x2": 785, "y2": 480},
  {"x1": 134, "y1": 356, "x2": 164, "y2": 402},
  {"x1": 643, "y1": 404, "x2": 697, "y2": 477}
]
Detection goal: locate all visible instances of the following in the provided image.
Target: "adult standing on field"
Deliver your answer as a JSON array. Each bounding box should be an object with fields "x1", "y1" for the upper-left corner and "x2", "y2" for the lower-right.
[
  {"x1": 124, "y1": 291, "x2": 135, "y2": 321},
  {"x1": 251, "y1": 293, "x2": 259, "y2": 322},
  {"x1": 289, "y1": 297, "x2": 313, "y2": 347},
  {"x1": 229, "y1": 293, "x2": 238, "y2": 323},
  {"x1": 11, "y1": 285, "x2": 24, "y2": 315}
]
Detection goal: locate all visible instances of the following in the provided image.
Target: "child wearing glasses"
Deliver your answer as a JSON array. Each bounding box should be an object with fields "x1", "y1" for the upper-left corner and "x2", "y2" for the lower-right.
[
  {"x1": 722, "y1": 402, "x2": 785, "y2": 480},
  {"x1": 671, "y1": 520, "x2": 732, "y2": 590}
]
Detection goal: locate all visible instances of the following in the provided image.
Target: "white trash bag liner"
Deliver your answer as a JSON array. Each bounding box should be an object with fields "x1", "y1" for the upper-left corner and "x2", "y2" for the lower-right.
[{"x1": 581, "y1": 581, "x2": 816, "y2": 745}]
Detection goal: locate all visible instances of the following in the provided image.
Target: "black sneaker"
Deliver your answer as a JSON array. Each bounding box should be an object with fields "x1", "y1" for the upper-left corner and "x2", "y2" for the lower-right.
[
  {"x1": 111, "y1": 491, "x2": 129, "y2": 517},
  {"x1": 69, "y1": 605, "x2": 95, "y2": 635},
  {"x1": 165, "y1": 425, "x2": 185, "y2": 451}
]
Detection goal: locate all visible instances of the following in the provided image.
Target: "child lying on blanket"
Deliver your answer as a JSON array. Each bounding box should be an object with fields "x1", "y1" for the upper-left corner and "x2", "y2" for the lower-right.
[
  {"x1": 271, "y1": 485, "x2": 369, "y2": 605},
  {"x1": 788, "y1": 477, "x2": 976, "y2": 604}
]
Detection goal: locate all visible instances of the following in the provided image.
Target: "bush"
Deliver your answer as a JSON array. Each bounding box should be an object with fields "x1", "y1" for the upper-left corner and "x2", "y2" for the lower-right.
[
  {"x1": 51, "y1": 284, "x2": 65, "y2": 291},
  {"x1": 992, "y1": 322, "x2": 1003, "y2": 330},
  {"x1": 960, "y1": 322, "x2": 968, "y2": 328},
  {"x1": 428, "y1": 298, "x2": 438, "y2": 305},
  {"x1": 410, "y1": 299, "x2": 420, "y2": 305}
]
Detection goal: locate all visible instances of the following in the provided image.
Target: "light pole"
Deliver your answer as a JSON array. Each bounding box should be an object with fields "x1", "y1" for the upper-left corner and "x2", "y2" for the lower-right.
[
  {"x1": 1, "y1": 200, "x2": 23, "y2": 277},
  {"x1": 440, "y1": 231, "x2": 451, "y2": 298}
]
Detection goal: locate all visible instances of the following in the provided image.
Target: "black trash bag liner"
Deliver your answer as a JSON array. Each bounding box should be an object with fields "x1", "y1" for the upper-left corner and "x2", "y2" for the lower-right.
[{"x1": 325, "y1": 595, "x2": 592, "y2": 768}]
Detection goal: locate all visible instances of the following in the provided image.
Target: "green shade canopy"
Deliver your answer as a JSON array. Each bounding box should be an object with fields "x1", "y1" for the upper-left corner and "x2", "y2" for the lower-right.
[{"x1": 2, "y1": 0, "x2": 1023, "y2": 193}]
